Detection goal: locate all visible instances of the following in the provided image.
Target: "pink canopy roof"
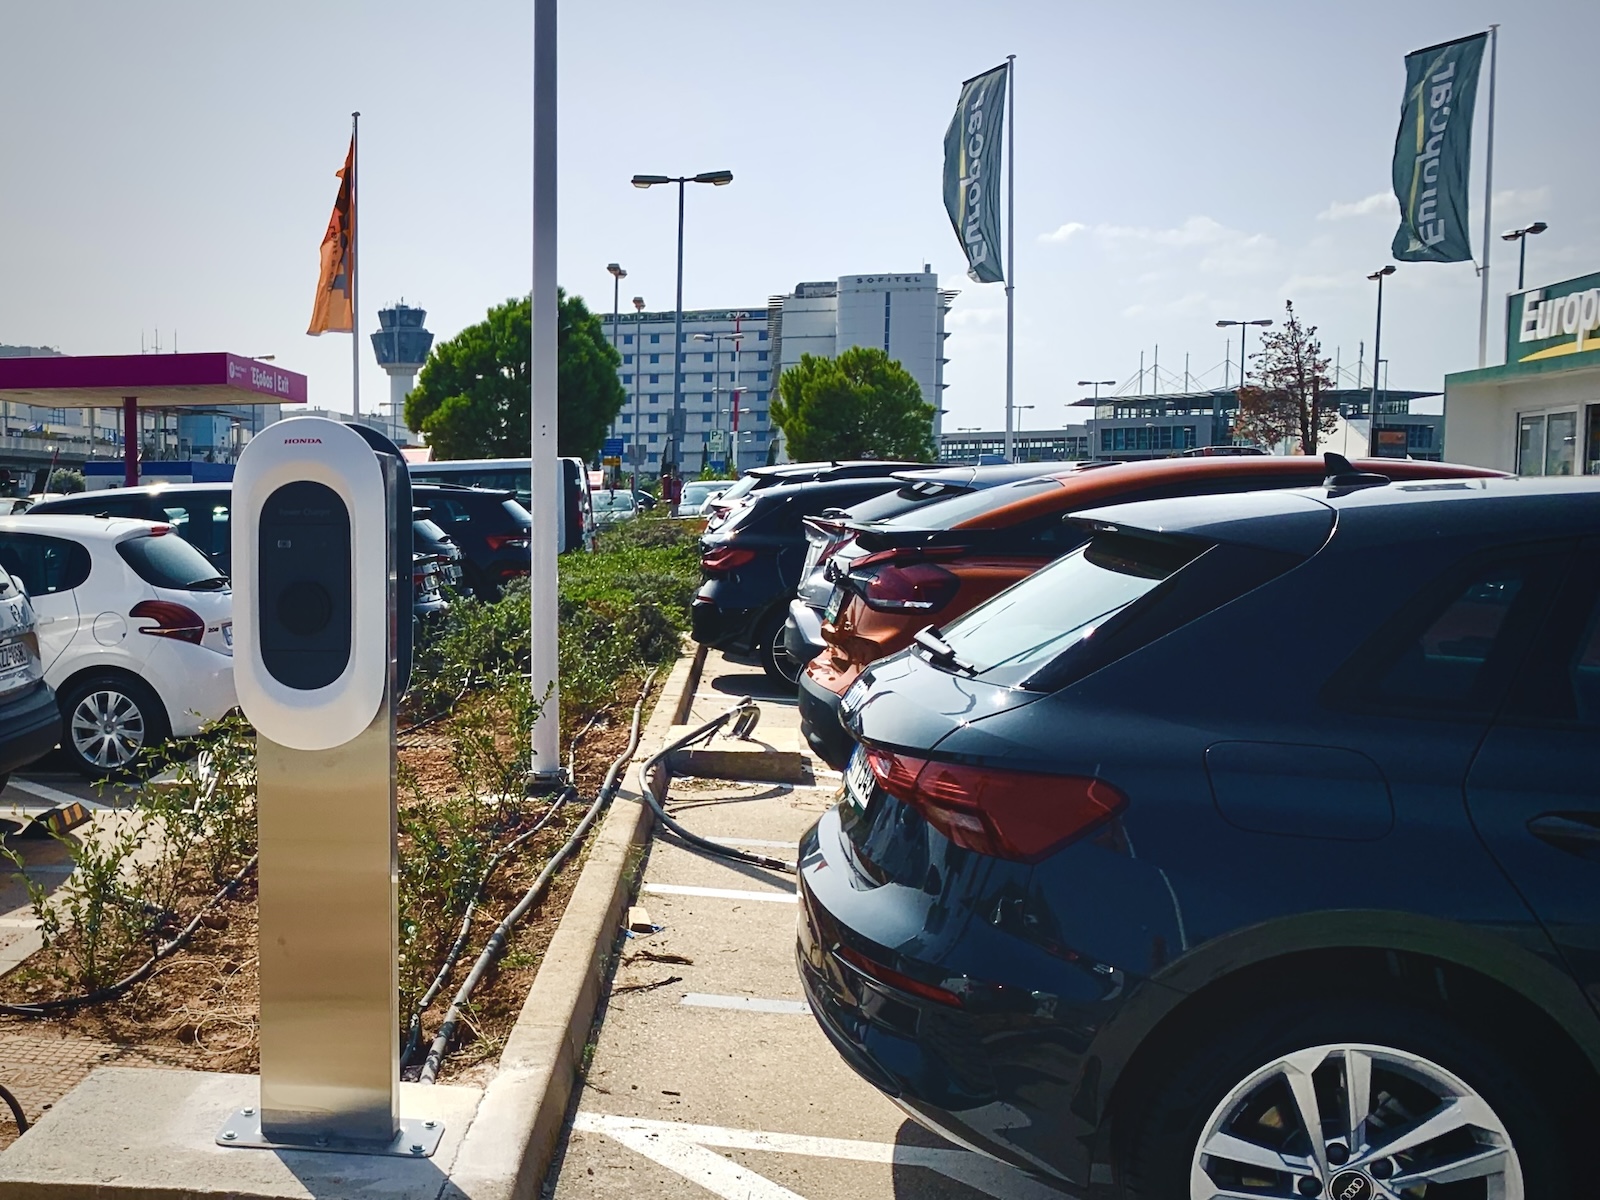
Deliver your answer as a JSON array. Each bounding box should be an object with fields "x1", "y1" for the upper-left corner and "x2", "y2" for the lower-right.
[{"x1": 0, "y1": 353, "x2": 307, "y2": 408}]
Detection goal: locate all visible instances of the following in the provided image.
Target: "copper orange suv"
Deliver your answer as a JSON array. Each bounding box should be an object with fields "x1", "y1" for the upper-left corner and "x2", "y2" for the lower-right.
[{"x1": 797, "y1": 453, "x2": 1506, "y2": 768}]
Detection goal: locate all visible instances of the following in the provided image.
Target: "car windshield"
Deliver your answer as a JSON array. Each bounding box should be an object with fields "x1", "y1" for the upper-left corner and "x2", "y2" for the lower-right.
[
  {"x1": 595, "y1": 492, "x2": 635, "y2": 512},
  {"x1": 847, "y1": 481, "x2": 969, "y2": 523},
  {"x1": 117, "y1": 531, "x2": 229, "y2": 590},
  {"x1": 933, "y1": 531, "x2": 1201, "y2": 688},
  {"x1": 682, "y1": 482, "x2": 731, "y2": 505},
  {"x1": 873, "y1": 476, "x2": 1062, "y2": 530}
]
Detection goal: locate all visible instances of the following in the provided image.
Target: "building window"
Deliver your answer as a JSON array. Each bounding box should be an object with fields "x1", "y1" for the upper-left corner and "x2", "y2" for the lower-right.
[
  {"x1": 648, "y1": 353, "x2": 659, "y2": 364},
  {"x1": 757, "y1": 351, "x2": 769, "y2": 361},
  {"x1": 650, "y1": 333, "x2": 660, "y2": 344},
  {"x1": 648, "y1": 434, "x2": 659, "y2": 444},
  {"x1": 650, "y1": 374, "x2": 659, "y2": 384},
  {"x1": 624, "y1": 334, "x2": 633, "y2": 345},
  {"x1": 649, "y1": 414, "x2": 659, "y2": 425},
  {"x1": 703, "y1": 373, "x2": 713, "y2": 382},
  {"x1": 649, "y1": 394, "x2": 660, "y2": 404},
  {"x1": 703, "y1": 352, "x2": 713, "y2": 362},
  {"x1": 703, "y1": 393, "x2": 712, "y2": 402},
  {"x1": 622, "y1": 374, "x2": 632, "y2": 385},
  {"x1": 757, "y1": 371, "x2": 768, "y2": 383},
  {"x1": 1518, "y1": 410, "x2": 1579, "y2": 476},
  {"x1": 622, "y1": 354, "x2": 632, "y2": 365}
]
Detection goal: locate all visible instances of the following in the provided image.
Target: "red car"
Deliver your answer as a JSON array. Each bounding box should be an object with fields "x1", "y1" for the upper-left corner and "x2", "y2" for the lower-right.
[{"x1": 797, "y1": 454, "x2": 1508, "y2": 768}]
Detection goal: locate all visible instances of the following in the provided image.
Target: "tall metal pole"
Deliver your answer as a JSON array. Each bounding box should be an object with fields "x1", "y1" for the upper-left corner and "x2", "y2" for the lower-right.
[
  {"x1": 1238, "y1": 324, "x2": 1247, "y2": 391},
  {"x1": 1476, "y1": 24, "x2": 1499, "y2": 367},
  {"x1": 611, "y1": 276, "x2": 621, "y2": 350},
  {"x1": 632, "y1": 297, "x2": 644, "y2": 488},
  {"x1": 528, "y1": 0, "x2": 561, "y2": 783},
  {"x1": 1517, "y1": 235, "x2": 1528, "y2": 290},
  {"x1": 350, "y1": 111, "x2": 361, "y2": 417},
  {"x1": 673, "y1": 180, "x2": 686, "y2": 474},
  {"x1": 1371, "y1": 273, "x2": 1386, "y2": 448},
  {"x1": 1003, "y1": 53, "x2": 1016, "y2": 463}
]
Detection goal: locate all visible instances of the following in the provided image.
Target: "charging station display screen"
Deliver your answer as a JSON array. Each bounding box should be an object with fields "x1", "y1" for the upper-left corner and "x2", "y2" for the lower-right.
[{"x1": 259, "y1": 481, "x2": 352, "y2": 690}]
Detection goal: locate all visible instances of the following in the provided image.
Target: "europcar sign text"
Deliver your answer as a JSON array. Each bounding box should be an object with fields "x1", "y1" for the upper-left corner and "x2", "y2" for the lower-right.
[{"x1": 1506, "y1": 270, "x2": 1600, "y2": 367}]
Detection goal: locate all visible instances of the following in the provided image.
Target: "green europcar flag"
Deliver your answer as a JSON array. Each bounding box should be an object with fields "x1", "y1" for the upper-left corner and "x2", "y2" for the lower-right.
[
  {"x1": 944, "y1": 63, "x2": 1008, "y2": 284},
  {"x1": 1390, "y1": 32, "x2": 1487, "y2": 263}
]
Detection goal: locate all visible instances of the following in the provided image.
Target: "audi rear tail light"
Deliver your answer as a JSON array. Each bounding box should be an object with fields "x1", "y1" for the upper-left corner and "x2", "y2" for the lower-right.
[
  {"x1": 130, "y1": 600, "x2": 205, "y2": 645},
  {"x1": 837, "y1": 944, "x2": 963, "y2": 1009},
  {"x1": 485, "y1": 533, "x2": 531, "y2": 552},
  {"x1": 865, "y1": 746, "x2": 1125, "y2": 862},
  {"x1": 701, "y1": 546, "x2": 756, "y2": 572}
]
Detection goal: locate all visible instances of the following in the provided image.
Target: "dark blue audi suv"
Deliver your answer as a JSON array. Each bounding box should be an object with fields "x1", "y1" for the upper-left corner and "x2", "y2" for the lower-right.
[{"x1": 797, "y1": 471, "x2": 1600, "y2": 1198}]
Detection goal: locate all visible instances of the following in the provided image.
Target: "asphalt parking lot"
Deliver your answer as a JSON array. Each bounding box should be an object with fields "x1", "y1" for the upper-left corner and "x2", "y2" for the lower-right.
[{"x1": 544, "y1": 651, "x2": 1073, "y2": 1200}]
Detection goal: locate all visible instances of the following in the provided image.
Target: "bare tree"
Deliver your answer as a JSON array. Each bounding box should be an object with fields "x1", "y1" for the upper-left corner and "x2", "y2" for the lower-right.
[{"x1": 1234, "y1": 301, "x2": 1338, "y2": 454}]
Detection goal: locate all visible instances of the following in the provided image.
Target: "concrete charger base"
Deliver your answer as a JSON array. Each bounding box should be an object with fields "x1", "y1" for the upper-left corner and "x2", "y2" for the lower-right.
[{"x1": 0, "y1": 1068, "x2": 481, "y2": 1200}]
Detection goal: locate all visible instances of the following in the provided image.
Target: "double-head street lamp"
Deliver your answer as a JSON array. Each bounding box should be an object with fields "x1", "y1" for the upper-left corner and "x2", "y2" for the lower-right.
[
  {"x1": 1367, "y1": 266, "x2": 1397, "y2": 441},
  {"x1": 1215, "y1": 319, "x2": 1272, "y2": 446},
  {"x1": 1501, "y1": 221, "x2": 1548, "y2": 290},
  {"x1": 631, "y1": 170, "x2": 734, "y2": 473},
  {"x1": 1078, "y1": 378, "x2": 1116, "y2": 402}
]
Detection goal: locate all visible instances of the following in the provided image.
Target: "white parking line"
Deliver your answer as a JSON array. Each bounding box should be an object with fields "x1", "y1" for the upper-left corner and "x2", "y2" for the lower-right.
[
  {"x1": 0, "y1": 916, "x2": 41, "y2": 929},
  {"x1": 6, "y1": 778, "x2": 105, "y2": 810},
  {"x1": 642, "y1": 882, "x2": 797, "y2": 904},
  {"x1": 681, "y1": 993, "x2": 810, "y2": 1015},
  {"x1": 709, "y1": 837, "x2": 796, "y2": 849},
  {"x1": 572, "y1": 1112, "x2": 1072, "y2": 1200}
]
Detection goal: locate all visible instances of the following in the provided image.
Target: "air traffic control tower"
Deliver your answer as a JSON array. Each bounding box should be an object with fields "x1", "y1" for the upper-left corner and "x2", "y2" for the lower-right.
[{"x1": 369, "y1": 302, "x2": 434, "y2": 424}]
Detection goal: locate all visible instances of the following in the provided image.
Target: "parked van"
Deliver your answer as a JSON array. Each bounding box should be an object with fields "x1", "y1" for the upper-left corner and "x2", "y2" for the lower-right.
[{"x1": 407, "y1": 457, "x2": 595, "y2": 552}]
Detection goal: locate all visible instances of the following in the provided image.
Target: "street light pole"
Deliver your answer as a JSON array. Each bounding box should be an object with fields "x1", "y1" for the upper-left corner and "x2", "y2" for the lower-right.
[
  {"x1": 1367, "y1": 266, "x2": 1396, "y2": 454},
  {"x1": 631, "y1": 170, "x2": 732, "y2": 475},
  {"x1": 1501, "y1": 221, "x2": 1548, "y2": 291},
  {"x1": 631, "y1": 295, "x2": 644, "y2": 490},
  {"x1": 1077, "y1": 378, "x2": 1116, "y2": 402},
  {"x1": 606, "y1": 263, "x2": 626, "y2": 351},
  {"x1": 1215, "y1": 319, "x2": 1273, "y2": 448}
]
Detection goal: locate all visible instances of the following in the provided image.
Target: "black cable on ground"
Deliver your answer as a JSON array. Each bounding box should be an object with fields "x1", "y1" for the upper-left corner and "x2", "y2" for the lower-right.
[
  {"x1": 400, "y1": 785, "x2": 576, "y2": 1066},
  {"x1": 0, "y1": 1082, "x2": 27, "y2": 1134},
  {"x1": 636, "y1": 697, "x2": 797, "y2": 876},
  {"x1": 0, "y1": 853, "x2": 258, "y2": 1018},
  {"x1": 418, "y1": 673, "x2": 657, "y2": 1084}
]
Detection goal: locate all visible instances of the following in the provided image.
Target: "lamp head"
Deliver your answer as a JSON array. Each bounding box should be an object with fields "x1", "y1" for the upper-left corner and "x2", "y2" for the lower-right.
[
  {"x1": 1529, "y1": 221, "x2": 1549, "y2": 236},
  {"x1": 632, "y1": 296, "x2": 645, "y2": 310},
  {"x1": 607, "y1": 263, "x2": 626, "y2": 279},
  {"x1": 694, "y1": 170, "x2": 734, "y2": 186},
  {"x1": 1252, "y1": 318, "x2": 1274, "y2": 326},
  {"x1": 631, "y1": 174, "x2": 670, "y2": 188}
]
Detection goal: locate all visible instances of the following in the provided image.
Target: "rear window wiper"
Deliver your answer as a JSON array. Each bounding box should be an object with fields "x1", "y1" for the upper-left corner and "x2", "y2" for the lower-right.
[
  {"x1": 914, "y1": 625, "x2": 976, "y2": 676},
  {"x1": 188, "y1": 575, "x2": 230, "y2": 590}
]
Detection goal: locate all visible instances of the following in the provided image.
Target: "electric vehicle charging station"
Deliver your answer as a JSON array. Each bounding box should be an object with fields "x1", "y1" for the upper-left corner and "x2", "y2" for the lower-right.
[{"x1": 218, "y1": 416, "x2": 441, "y2": 1158}]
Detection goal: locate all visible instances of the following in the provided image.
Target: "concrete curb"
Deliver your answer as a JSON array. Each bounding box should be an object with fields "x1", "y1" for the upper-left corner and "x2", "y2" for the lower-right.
[{"x1": 440, "y1": 641, "x2": 705, "y2": 1200}]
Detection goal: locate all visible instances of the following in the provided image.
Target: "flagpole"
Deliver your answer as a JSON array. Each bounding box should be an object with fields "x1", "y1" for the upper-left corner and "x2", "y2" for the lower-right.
[
  {"x1": 1003, "y1": 54, "x2": 1015, "y2": 462},
  {"x1": 1476, "y1": 26, "x2": 1498, "y2": 367},
  {"x1": 350, "y1": 111, "x2": 362, "y2": 415}
]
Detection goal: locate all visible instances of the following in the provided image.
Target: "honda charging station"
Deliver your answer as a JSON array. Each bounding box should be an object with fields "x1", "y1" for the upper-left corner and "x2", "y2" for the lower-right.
[{"x1": 218, "y1": 416, "x2": 441, "y2": 1157}]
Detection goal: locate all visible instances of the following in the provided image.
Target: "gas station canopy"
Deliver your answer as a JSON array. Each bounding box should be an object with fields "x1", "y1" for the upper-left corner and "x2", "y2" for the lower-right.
[
  {"x1": 0, "y1": 352, "x2": 308, "y2": 408},
  {"x1": 0, "y1": 353, "x2": 308, "y2": 486}
]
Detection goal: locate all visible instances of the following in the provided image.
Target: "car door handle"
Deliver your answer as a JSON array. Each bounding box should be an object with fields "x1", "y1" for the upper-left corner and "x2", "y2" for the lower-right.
[{"x1": 1528, "y1": 813, "x2": 1600, "y2": 856}]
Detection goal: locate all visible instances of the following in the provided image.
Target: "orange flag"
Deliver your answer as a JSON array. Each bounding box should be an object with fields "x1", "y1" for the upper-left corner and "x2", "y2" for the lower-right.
[{"x1": 306, "y1": 136, "x2": 355, "y2": 335}]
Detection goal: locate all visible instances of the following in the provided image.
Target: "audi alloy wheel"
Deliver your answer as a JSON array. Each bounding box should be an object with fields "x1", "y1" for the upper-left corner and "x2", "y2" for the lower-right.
[{"x1": 1190, "y1": 1042, "x2": 1521, "y2": 1199}]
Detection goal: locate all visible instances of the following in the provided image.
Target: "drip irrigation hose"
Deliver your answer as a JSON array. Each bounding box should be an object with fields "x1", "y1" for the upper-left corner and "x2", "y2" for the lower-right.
[
  {"x1": 0, "y1": 1082, "x2": 25, "y2": 1134},
  {"x1": 0, "y1": 853, "x2": 258, "y2": 1018},
  {"x1": 418, "y1": 673, "x2": 657, "y2": 1084},
  {"x1": 636, "y1": 697, "x2": 797, "y2": 875},
  {"x1": 400, "y1": 784, "x2": 576, "y2": 1066}
]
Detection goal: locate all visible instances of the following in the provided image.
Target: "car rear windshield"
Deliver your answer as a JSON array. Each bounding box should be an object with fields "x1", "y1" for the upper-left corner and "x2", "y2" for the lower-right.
[
  {"x1": 502, "y1": 499, "x2": 531, "y2": 527},
  {"x1": 933, "y1": 530, "x2": 1203, "y2": 688},
  {"x1": 715, "y1": 475, "x2": 759, "y2": 505},
  {"x1": 117, "y1": 532, "x2": 229, "y2": 590},
  {"x1": 875, "y1": 476, "x2": 1061, "y2": 530},
  {"x1": 846, "y1": 480, "x2": 971, "y2": 523}
]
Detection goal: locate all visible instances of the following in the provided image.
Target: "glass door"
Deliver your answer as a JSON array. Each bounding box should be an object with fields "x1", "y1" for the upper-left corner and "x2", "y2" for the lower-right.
[{"x1": 1518, "y1": 410, "x2": 1579, "y2": 475}]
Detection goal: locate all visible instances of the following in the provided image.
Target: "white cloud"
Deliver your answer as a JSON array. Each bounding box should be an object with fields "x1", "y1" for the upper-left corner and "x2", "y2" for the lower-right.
[
  {"x1": 1039, "y1": 221, "x2": 1086, "y2": 243},
  {"x1": 1317, "y1": 192, "x2": 1397, "y2": 221}
]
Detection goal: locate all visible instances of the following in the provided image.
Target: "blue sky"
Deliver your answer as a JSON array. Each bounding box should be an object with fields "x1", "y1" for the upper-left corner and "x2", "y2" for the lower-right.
[{"x1": 2, "y1": 0, "x2": 1595, "y2": 429}]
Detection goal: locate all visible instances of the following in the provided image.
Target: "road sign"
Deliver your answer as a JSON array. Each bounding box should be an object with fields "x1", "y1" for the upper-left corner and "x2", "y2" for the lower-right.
[
  {"x1": 602, "y1": 436, "x2": 625, "y2": 456},
  {"x1": 602, "y1": 456, "x2": 621, "y2": 467},
  {"x1": 707, "y1": 429, "x2": 727, "y2": 454}
]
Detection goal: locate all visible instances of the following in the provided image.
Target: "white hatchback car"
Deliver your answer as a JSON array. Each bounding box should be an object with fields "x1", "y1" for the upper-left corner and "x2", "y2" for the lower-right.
[{"x1": 0, "y1": 516, "x2": 236, "y2": 776}]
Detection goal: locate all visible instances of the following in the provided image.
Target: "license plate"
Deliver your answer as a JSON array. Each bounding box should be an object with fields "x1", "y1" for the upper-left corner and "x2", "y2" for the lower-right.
[
  {"x1": 845, "y1": 745, "x2": 876, "y2": 813},
  {"x1": 824, "y1": 586, "x2": 845, "y2": 625},
  {"x1": 0, "y1": 638, "x2": 27, "y2": 672},
  {"x1": 222, "y1": 622, "x2": 234, "y2": 647}
]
